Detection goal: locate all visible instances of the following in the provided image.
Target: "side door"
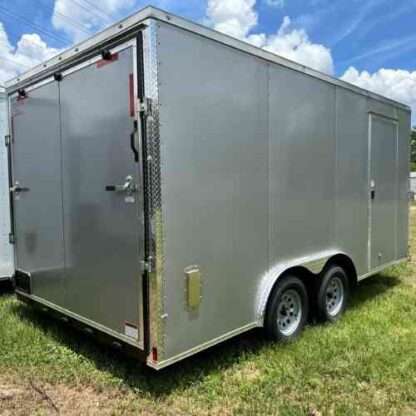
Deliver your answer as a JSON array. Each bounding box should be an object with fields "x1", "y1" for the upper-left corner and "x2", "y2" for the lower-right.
[
  {"x1": 10, "y1": 82, "x2": 65, "y2": 303},
  {"x1": 59, "y1": 41, "x2": 145, "y2": 345},
  {"x1": 369, "y1": 114, "x2": 398, "y2": 269}
]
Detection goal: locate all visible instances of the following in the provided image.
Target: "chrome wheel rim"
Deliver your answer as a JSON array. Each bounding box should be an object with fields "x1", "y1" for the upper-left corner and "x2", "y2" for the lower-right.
[
  {"x1": 277, "y1": 289, "x2": 302, "y2": 336},
  {"x1": 325, "y1": 276, "x2": 344, "y2": 317}
]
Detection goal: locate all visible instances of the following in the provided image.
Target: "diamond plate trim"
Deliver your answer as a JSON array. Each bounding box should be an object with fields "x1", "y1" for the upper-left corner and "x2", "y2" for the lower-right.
[{"x1": 143, "y1": 21, "x2": 166, "y2": 361}]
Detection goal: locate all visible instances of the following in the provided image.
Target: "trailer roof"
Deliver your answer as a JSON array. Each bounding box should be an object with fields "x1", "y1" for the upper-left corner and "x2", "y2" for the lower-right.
[{"x1": 4, "y1": 6, "x2": 411, "y2": 112}]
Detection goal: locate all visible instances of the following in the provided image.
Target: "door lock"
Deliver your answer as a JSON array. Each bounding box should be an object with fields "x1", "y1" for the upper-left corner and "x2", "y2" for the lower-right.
[{"x1": 105, "y1": 175, "x2": 138, "y2": 196}]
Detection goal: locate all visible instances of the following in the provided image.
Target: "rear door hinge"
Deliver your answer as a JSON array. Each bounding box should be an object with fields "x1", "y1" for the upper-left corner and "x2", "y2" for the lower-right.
[
  {"x1": 9, "y1": 233, "x2": 15, "y2": 245},
  {"x1": 140, "y1": 257, "x2": 154, "y2": 273},
  {"x1": 4, "y1": 134, "x2": 11, "y2": 147}
]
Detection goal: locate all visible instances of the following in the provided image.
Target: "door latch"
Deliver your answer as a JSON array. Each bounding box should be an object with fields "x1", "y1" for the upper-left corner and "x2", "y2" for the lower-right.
[
  {"x1": 105, "y1": 175, "x2": 138, "y2": 196},
  {"x1": 10, "y1": 182, "x2": 30, "y2": 194}
]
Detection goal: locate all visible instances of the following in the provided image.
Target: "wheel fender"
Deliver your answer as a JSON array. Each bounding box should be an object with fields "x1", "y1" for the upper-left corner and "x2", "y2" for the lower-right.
[{"x1": 255, "y1": 249, "x2": 347, "y2": 324}]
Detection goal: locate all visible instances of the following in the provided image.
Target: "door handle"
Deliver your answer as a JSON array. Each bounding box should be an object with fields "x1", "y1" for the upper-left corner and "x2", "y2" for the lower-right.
[
  {"x1": 105, "y1": 175, "x2": 138, "y2": 195},
  {"x1": 10, "y1": 183, "x2": 30, "y2": 193},
  {"x1": 370, "y1": 179, "x2": 376, "y2": 200},
  {"x1": 130, "y1": 130, "x2": 139, "y2": 162}
]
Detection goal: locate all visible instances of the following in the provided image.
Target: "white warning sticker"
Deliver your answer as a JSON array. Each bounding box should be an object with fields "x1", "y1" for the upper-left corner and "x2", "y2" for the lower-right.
[{"x1": 124, "y1": 322, "x2": 139, "y2": 340}]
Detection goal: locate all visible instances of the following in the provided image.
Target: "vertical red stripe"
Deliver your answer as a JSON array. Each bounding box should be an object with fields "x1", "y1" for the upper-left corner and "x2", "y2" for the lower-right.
[
  {"x1": 152, "y1": 347, "x2": 158, "y2": 362},
  {"x1": 129, "y1": 73, "x2": 135, "y2": 117}
]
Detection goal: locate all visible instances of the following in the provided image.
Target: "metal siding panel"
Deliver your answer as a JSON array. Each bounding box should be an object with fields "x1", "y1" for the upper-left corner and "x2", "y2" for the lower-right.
[
  {"x1": 157, "y1": 23, "x2": 269, "y2": 359},
  {"x1": 335, "y1": 88, "x2": 369, "y2": 275},
  {"x1": 10, "y1": 83, "x2": 65, "y2": 303},
  {"x1": 268, "y1": 66, "x2": 336, "y2": 263},
  {"x1": 60, "y1": 47, "x2": 144, "y2": 338},
  {"x1": 370, "y1": 114, "x2": 398, "y2": 267},
  {"x1": 396, "y1": 109, "x2": 410, "y2": 259},
  {"x1": 0, "y1": 91, "x2": 13, "y2": 278}
]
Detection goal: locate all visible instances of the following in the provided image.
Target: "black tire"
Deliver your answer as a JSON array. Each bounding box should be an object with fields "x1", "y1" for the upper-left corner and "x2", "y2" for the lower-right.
[
  {"x1": 265, "y1": 275, "x2": 309, "y2": 342},
  {"x1": 316, "y1": 265, "x2": 349, "y2": 323}
]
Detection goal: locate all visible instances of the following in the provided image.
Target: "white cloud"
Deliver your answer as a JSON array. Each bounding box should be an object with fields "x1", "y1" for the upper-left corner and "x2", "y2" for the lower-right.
[
  {"x1": 262, "y1": 16, "x2": 334, "y2": 74},
  {"x1": 206, "y1": 0, "x2": 334, "y2": 74},
  {"x1": 341, "y1": 67, "x2": 416, "y2": 123},
  {"x1": 207, "y1": 0, "x2": 258, "y2": 39},
  {"x1": 0, "y1": 22, "x2": 60, "y2": 83},
  {"x1": 52, "y1": 0, "x2": 135, "y2": 42}
]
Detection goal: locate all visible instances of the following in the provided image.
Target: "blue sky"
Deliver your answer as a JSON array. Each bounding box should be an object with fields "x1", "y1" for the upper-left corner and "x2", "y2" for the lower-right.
[
  {"x1": 0, "y1": 0, "x2": 415, "y2": 120},
  {"x1": 1, "y1": 0, "x2": 415, "y2": 75},
  {"x1": 263, "y1": 0, "x2": 416, "y2": 75}
]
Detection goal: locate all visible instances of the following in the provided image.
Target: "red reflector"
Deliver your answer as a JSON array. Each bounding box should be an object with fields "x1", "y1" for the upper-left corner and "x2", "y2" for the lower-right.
[
  {"x1": 129, "y1": 73, "x2": 135, "y2": 117},
  {"x1": 96, "y1": 52, "x2": 119, "y2": 68},
  {"x1": 152, "y1": 347, "x2": 158, "y2": 362}
]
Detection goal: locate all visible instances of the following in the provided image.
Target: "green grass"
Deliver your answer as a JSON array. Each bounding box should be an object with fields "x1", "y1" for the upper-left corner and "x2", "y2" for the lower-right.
[{"x1": 1, "y1": 213, "x2": 416, "y2": 415}]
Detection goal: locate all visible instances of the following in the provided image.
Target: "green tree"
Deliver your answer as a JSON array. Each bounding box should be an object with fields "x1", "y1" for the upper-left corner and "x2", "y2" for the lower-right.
[{"x1": 411, "y1": 128, "x2": 416, "y2": 171}]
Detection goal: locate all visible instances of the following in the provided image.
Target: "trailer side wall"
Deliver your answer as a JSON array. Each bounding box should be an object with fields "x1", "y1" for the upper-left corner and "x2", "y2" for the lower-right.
[
  {"x1": 157, "y1": 22, "x2": 270, "y2": 359},
  {"x1": 155, "y1": 21, "x2": 409, "y2": 363},
  {"x1": 268, "y1": 66, "x2": 336, "y2": 265}
]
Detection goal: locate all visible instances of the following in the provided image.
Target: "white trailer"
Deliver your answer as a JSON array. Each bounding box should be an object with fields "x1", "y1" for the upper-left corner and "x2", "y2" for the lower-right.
[
  {"x1": 3, "y1": 7, "x2": 411, "y2": 369},
  {"x1": 0, "y1": 86, "x2": 13, "y2": 281},
  {"x1": 410, "y1": 172, "x2": 416, "y2": 199}
]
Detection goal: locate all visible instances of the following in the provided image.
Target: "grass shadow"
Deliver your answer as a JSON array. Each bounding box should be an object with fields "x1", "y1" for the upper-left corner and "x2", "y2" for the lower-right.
[
  {"x1": 350, "y1": 272, "x2": 401, "y2": 310},
  {"x1": 10, "y1": 299, "x2": 267, "y2": 398},
  {"x1": 0, "y1": 280, "x2": 13, "y2": 297}
]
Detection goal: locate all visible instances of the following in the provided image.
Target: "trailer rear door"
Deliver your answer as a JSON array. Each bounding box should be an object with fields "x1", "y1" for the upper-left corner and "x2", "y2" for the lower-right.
[
  {"x1": 10, "y1": 83, "x2": 65, "y2": 302},
  {"x1": 59, "y1": 44, "x2": 144, "y2": 344},
  {"x1": 11, "y1": 41, "x2": 145, "y2": 346}
]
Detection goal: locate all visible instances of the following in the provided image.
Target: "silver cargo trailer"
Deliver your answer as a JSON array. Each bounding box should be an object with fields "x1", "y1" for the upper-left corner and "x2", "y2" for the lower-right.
[
  {"x1": 0, "y1": 86, "x2": 14, "y2": 281},
  {"x1": 3, "y1": 7, "x2": 411, "y2": 369}
]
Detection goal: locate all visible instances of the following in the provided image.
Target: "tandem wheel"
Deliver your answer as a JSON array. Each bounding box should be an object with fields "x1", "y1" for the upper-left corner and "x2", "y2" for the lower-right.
[
  {"x1": 265, "y1": 275, "x2": 309, "y2": 342},
  {"x1": 316, "y1": 264, "x2": 349, "y2": 323},
  {"x1": 264, "y1": 264, "x2": 351, "y2": 342}
]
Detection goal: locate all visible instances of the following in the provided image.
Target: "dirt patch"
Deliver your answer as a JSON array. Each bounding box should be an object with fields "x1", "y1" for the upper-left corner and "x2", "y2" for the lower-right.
[{"x1": 0, "y1": 376, "x2": 136, "y2": 415}]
